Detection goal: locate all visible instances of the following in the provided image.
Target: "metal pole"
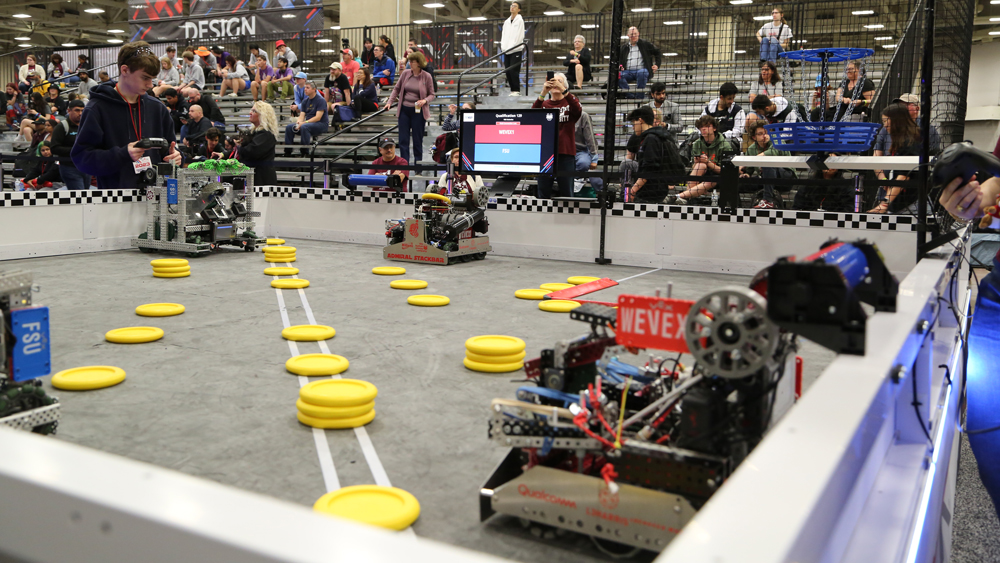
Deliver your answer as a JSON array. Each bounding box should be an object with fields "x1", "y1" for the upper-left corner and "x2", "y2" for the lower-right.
[
  {"x1": 917, "y1": 0, "x2": 933, "y2": 260},
  {"x1": 596, "y1": 0, "x2": 624, "y2": 266}
]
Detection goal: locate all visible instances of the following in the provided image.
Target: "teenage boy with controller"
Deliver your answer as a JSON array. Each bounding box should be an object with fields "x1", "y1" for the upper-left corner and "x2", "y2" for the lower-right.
[{"x1": 72, "y1": 41, "x2": 181, "y2": 189}]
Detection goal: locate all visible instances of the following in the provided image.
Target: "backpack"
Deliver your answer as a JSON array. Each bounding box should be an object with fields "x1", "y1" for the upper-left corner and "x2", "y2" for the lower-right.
[{"x1": 432, "y1": 132, "x2": 458, "y2": 164}]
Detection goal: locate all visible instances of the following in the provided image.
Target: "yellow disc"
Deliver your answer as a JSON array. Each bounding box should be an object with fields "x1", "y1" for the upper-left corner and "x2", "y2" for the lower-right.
[
  {"x1": 515, "y1": 288, "x2": 551, "y2": 300},
  {"x1": 286, "y1": 354, "x2": 350, "y2": 376},
  {"x1": 51, "y1": 366, "x2": 126, "y2": 391},
  {"x1": 282, "y1": 324, "x2": 336, "y2": 341},
  {"x1": 540, "y1": 283, "x2": 575, "y2": 292},
  {"x1": 372, "y1": 266, "x2": 406, "y2": 275},
  {"x1": 150, "y1": 258, "x2": 188, "y2": 267},
  {"x1": 538, "y1": 300, "x2": 582, "y2": 313},
  {"x1": 300, "y1": 378, "x2": 378, "y2": 407},
  {"x1": 265, "y1": 256, "x2": 296, "y2": 263},
  {"x1": 153, "y1": 271, "x2": 191, "y2": 278},
  {"x1": 264, "y1": 267, "x2": 300, "y2": 276},
  {"x1": 296, "y1": 399, "x2": 374, "y2": 419},
  {"x1": 313, "y1": 485, "x2": 420, "y2": 531},
  {"x1": 271, "y1": 278, "x2": 310, "y2": 289},
  {"x1": 105, "y1": 326, "x2": 164, "y2": 344},
  {"x1": 135, "y1": 303, "x2": 185, "y2": 317},
  {"x1": 266, "y1": 238, "x2": 286, "y2": 245},
  {"x1": 568, "y1": 276, "x2": 601, "y2": 285},
  {"x1": 263, "y1": 246, "x2": 297, "y2": 255},
  {"x1": 420, "y1": 192, "x2": 451, "y2": 203},
  {"x1": 407, "y1": 294, "x2": 450, "y2": 307},
  {"x1": 389, "y1": 279, "x2": 428, "y2": 290},
  {"x1": 152, "y1": 265, "x2": 191, "y2": 274},
  {"x1": 465, "y1": 349, "x2": 527, "y2": 364},
  {"x1": 297, "y1": 408, "x2": 377, "y2": 429},
  {"x1": 463, "y1": 357, "x2": 524, "y2": 373},
  {"x1": 465, "y1": 335, "x2": 526, "y2": 356}
]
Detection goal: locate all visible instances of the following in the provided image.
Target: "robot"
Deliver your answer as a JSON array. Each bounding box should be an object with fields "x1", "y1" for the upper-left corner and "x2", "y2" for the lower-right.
[
  {"x1": 132, "y1": 159, "x2": 264, "y2": 256},
  {"x1": 383, "y1": 188, "x2": 492, "y2": 265},
  {"x1": 0, "y1": 270, "x2": 59, "y2": 435}
]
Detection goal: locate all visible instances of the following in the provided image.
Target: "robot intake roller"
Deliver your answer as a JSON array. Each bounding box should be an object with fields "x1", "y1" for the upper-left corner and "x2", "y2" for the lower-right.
[{"x1": 442, "y1": 208, "x2": 487, "y2": 241}]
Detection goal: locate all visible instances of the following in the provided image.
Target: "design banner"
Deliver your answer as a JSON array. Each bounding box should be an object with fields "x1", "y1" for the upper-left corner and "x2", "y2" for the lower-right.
[{"x1": 130, "y1": 6, "x2": 323, "y2": 42}]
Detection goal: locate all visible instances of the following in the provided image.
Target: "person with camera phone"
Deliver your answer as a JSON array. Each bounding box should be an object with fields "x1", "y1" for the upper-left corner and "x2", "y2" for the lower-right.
[
  {"x1": 236, "y1": 101, "x2": 278, "y2": 185},
  {"x1": 71, "y1": 41, "x2": 181, "y2": 190}
]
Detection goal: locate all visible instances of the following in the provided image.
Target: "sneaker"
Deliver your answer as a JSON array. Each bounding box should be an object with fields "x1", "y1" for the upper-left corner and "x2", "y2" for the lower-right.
[
  {"x1": 227, "y1": 93, "x2": 238, "y2": 97},
  {"x1": 666, "y1": 195, "x2": 687, "y2": 205},
  {"x1": 753, "y1": 200, "x2": 776, "y2": 209},
  {"x1": 508, "y1": 91, "x2": 522, "y2": 96}
]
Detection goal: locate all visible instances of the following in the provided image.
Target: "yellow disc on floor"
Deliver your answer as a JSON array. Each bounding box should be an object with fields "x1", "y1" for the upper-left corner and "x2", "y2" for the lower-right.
[
  {"x1": 282, "y1": 324, "x2": 336, "y2": 341},
  {"x1": 300, "y1": 378, "x2": 378, "y2": 407},
  {"x1": 540, "y1": 283, "x2": 575, "y2": 292},
  {"x1": 313, "y1": 485, "x2": 420, "y2": 531},
  {"x1": 286, "y1": 354, "x2": 350, "y2": 376},
  {"x1": 265, "y1": 256, "x2": 297, "y2": 263},
  {"x1": 264, "y1": 266, "x2": 300, "y2": 276},
  {"x1": 105, "y1": 326, "x2": 164, "y2": 344},
  {"x1": 266, "y1": 238, "x2": 286, "y2": 245},
  {"x1": 153, "y1": 271, "x2": 191, "y2": 278},
  {"x1": 263, "y1": 246, "x2": 297, "y2": 255},
  {"x1": 568, "y1": 276, "x2": 601, "y2": 285},
  {"x1": 514, "y1": 288, "x2": 551, "y2": 300},
  {"x1": 150, "y1": 258, "x2": 188, "y2": 268},
  {"x1": 465, "y1": 349, "x2": 527, "y2": 364},
  {"x1": 539, "y1": 300, "x2": 582, "y2": 313},
  {"x1": 297, "y1": 408, "x2": 376, "y2": 429},
  {"x1": 389, "y1": 279, "x2": 428, "y2": 290},
  {"x1": 407, "y1": 294, "x2": 449, "y2": 307},
  {"x1": 152, "y1": 265, "x2": 191, "y2": 274},
  {"x1": 372, "y1": 266, "x2": 406, "y2": 275},
  {"x1": 465, "y1": 335, "x2": 526, "y2": 356},
  {"x1": 135, "y1": 303, "x2": 185, "y2": 317},
  {"x1": 296, "y1": 398, "x2": 374, "y2": 419},
  {"x1": 51, "y1": 366, "x2": 126, "y2": 391},
  {"x1": 271, "y1": 278, "x2": 309, "y2": 289},
  {"x1": 463, "y1": 357, "x2": 524, "y2": 373}
]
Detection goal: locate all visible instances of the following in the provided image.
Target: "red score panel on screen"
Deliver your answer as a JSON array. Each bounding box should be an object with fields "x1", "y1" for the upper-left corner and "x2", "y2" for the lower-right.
[{"x1": 475, "y1": 124, "x2": 542, "y2": 144}]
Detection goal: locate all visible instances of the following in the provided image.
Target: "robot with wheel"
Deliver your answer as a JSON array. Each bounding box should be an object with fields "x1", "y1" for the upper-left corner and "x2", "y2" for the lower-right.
[{"x1": 383, "y1": 189, "x2": 492, "y2": 265}]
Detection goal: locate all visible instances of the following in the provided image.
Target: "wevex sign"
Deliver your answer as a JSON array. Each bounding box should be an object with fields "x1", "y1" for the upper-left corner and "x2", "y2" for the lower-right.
[{"x1": 615, "y1": 295, "x2": 694, "y2": 353}]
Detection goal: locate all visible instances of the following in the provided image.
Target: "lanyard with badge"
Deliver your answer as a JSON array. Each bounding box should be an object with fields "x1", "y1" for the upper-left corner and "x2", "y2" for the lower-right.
[{"x1": 116, "y1": 84, "x2": 152, "y2": 175}]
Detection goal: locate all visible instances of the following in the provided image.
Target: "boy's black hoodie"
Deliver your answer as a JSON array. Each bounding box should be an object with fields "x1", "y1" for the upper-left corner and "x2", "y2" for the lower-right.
[{"x1": 71, "y1": 83, "x2": 175, "y2": 189}]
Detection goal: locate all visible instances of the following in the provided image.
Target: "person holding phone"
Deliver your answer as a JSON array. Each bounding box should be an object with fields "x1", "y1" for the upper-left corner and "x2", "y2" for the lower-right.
[{"x1": 532, "y1": 72, "x2": 581, "y2": 198}]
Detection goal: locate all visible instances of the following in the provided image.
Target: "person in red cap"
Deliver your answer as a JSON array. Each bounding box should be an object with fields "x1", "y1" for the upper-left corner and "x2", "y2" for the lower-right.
[
  {"x1": 274, "y1": 40, "x2": 297, "y2": 68},
  {"x1": 340, "y1": 48, "x2": 359, "y2": 84}
]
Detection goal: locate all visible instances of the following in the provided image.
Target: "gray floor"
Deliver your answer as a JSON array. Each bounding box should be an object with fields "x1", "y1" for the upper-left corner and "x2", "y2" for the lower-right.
[{"x1": 4, "y1": 239, "x2": 851, "y2": 562}]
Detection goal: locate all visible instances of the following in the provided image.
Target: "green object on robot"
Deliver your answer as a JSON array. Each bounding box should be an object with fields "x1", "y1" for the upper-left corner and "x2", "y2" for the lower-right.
[{"x1": 188, "y1": 159, "x2": 250, "y2": 173}]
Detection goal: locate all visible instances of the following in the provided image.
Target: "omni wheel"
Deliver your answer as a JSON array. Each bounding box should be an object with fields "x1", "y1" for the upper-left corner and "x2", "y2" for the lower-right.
[{"x1": 683, "y1": 286, "x2": 779, "y2": 379}]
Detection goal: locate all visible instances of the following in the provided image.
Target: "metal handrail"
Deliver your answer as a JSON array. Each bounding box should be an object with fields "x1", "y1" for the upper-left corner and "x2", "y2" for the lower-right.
[
  {"x1": 330, "y1": 124, "x2": 399, "y2": 163},
  {"x1": 455, "y1": 40, "x2": 528, "y2": 104},
  {"x1": 307, "y1": 106, "x2": 390, "y2": 186}
]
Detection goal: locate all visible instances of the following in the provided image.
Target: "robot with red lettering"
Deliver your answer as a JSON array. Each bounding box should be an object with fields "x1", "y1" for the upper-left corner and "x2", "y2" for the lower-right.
[{"x1": 383, "y1": 183, "x2": 491, "y2": 265}]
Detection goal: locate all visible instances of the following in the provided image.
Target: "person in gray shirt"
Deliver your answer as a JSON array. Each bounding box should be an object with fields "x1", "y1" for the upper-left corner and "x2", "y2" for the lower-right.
[
  {"x1": 180, "y1": 51, "x2": 206, "y2": 90},
  {"x1": 647, "y1": 82, "x2": 681, "y2": 143},
  {"x1": 574, "y1": 111, "x2": 602, "y2": 197},
  {"x1": 75, "y1": 70, "x2": 99, "y2": 100},
  {"x1": 276, "y1": 40, "x2": 297, "y2": 68}
]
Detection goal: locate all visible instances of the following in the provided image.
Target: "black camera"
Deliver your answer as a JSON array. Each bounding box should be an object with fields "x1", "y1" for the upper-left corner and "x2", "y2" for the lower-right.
[
  {"x1": 136, "y1": 138, "x2": 170, "y2": 150},
  {"x1": 342, "y1": 38, "x2": 350, "y2": 49}
]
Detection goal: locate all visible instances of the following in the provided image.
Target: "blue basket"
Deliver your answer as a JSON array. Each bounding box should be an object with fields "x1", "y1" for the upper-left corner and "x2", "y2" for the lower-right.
[
  {"x1": 765, "y1": 122, "x2": 881, "y2": 153},
  {"x1": 779, "y1": 48, "x2": 875, "y2": 62}
]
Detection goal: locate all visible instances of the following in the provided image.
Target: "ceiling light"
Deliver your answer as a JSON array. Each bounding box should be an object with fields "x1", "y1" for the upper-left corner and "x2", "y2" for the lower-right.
[
  {"x1": 544, "y1": 10, "x2": 564, "y2": 16},
  {"x1": 735, "y1": 49, "x2": 746, "y2": 53},
  {"x1": 282, "y1": 14, "x2": 295, "y2": 18},
  {"x1": 864, "y1": 24, "x2": 885, "y2": 29},
  {"x1": 621, "y1": 35, "x2": 628, "y2": 39},
  {"x1": 992, "y1": 1, "x2": 1000, "y2": 4},
  {"x1": 62, "y1": 43, "x2": 77, "y2": 47},
  {"x1": 852, "y1": 10, "x2": 875, "y2": 15},
  {"x1": 664, "y1": 20, "x2": 683, "y2": 25},
  {"x1": 664, "y1": 52, "x2": 679, "y2": 56},
  {"x1": 581, "y1": 24, "x2": 598, "y2": 29},
  {"x1": 18, "y1": 44, "x2": 31, "y2": 47},
  {"x1": 874, "y1": 36, "x2": 893, "y2": 40},
  {"x1": 424, "y1": 2, "x2": 445, "y2": 7},
  {"x1": 991, "y1": 31, "x2": 1000, "y2": 35},
  {"x1": 303, "y1": 60, "x2": 313, "y2": 63},
  {"x1": 753, "y1": 15, "x2": 772, "y2": 20},
  {"x1": 991, "y1": 17, "x2": 1000, "y2": 21},
  {"x1": 604, "y1": 55, "x2": 610, "y2": 58},
  {"x1": 631, "y1": 7, "x2": 652, "y2": 12},
  {"x1": 108, "y1": 39, "x2": 122, "y2": 43},
  {"x1": 544, "y1": 38, "x2": 561, "y2": 42},
  {"x1": 467, "y1": 16, "x2": 486, "y2": 20},
  {"x1": 108, "y1": 29, "x2": 124, "y2": 33},
  {"x1": 533, "y1": 49, "x2": 543, "y2": 53},
  {"x1": 12, "y1": 14, "x2": 30, "y2": 18},
  {"x1": 690, "y1": 32, "x2": 707, "y2": 36},
  {"x1": 413, "y1": 19, "x2": 432, "y2": 24},
  {"x1": 730, "y1": 0, "x2": 753, "y2": 4},
  {"x1": 319, "y1": 49, "x2": 335, "y2": 53},
  {"x1": 791, "y1": 39, "x2": 808, "y2": 43},
  {"x1": 14, "y1": 36, "x2": 30, "y2": 41},
  {"x1": 84, "y1": 7, "x2": 105, "y2": 13},
  {"x1": 330, "y1": 26, "x2": 341, "y2": 29},
  {"x1": 316, "y1": 38, "x2": 332, "y2": 42},
  {"x1": 556, "y1": 56, "x2": 567, "y2": 59},
  {"x1": 882, "y1": 43, "x2": 898, "y2": 47}
]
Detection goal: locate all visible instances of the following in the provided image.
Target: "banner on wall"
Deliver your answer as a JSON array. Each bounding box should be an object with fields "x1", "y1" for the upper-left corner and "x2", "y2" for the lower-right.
[
  {"x1": 128, "y1": 0, "x2": 184, "y2": 23},
  {"x1": 416, "y1": 26, "x2": 453, "y2": 70},
  {"x1": 130, "y1": 6, "x2": 323, "y2": 41},
  {"x1": 189, "y1": 0, "x2": 250, "y2": 17},
  {"x1": 257, "y1": 0, "x2": 321, "y2": 9}
]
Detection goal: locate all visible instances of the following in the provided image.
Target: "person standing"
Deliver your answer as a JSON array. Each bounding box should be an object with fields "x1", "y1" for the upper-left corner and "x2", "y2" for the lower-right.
[
  {"x1": 501, "y1": 1, "x2": 525, "y2": 96},
  {"x1": 532, "y1": 73, "x2": 582, "y2": 199},
  {"x1": 617, "y1": 27, "x2": 660, "y2": 99},
  {"x1": 626, "y1": 106, "x2": 684, "y2": 204},
  {"x1": 50, "y1": 99, "x2": 90, "y2": 190},
  {"x1": 71, "y1": 41, "x2": 181, "y2": 190},
  {"x1": 238, "y1": 101, "x2": 278, "y2": 184},
  {"x1": 564, "y1": 35, "x2": 592, "y2": 90},
  {"x1": 757, "y1": 8, "x2": 792, "y2": 63},
  {"x1": 385, "y1": 51, "x2": 435, "y2": 165}
]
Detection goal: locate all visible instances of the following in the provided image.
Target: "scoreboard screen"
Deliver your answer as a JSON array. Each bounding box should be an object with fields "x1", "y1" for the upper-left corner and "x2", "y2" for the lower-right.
[{"x1": 458, "y1": 109, "x2": 559, "y2": 174}]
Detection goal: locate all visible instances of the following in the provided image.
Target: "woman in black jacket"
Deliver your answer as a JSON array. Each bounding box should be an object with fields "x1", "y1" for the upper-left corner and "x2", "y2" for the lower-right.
[
  {"x1": 237, "y1": 101, "x2": 278, "y2": 185},
  {"x1": 352, "y1": 67, "x2": 379, "y2": 116},
  {"x1": 564, "y1": 35, "x2": 592, "y2": 90}
]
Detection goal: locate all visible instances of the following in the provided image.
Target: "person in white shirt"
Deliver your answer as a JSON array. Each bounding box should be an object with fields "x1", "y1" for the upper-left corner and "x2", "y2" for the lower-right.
[
  {"x1": 219, "y1": 56, "x2": 251, "y2": 97},
  {"x1": 500, "y1": 1, "x2": 525, "y2": 96},
  {"x1": 756, "y1": 7, "x2": 792, "y2": 63},
  {"x1": 275, "y1": 40, "x2": 297, "y2": 68},
  {"x1": 432, "y1": 148, "x2": 484, "y2": 196},
  {"x1": 746, "y1": 95, "x2": 800, "y2": 132}
]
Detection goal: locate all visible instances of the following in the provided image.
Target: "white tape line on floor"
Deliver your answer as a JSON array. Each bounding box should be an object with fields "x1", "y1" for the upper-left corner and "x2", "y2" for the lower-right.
[{"x1": 616, "y1": 268, "x2": 662, "y2": 283}]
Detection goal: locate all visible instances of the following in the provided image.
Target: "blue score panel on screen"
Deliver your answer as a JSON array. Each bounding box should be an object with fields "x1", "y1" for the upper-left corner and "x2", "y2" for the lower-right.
[{"x1": 459, "y1": 109, "x2": 559, "y2": 174}]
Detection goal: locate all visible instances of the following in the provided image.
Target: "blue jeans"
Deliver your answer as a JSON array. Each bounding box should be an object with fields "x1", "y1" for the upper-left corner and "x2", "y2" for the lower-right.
[
  {"x1": 59, "y1": 165, "x2": 91, "y2": 190},
  {"x1": 760, "y1": 37, "x2": 784, "y2": 62},
  {"x1": 619, "y1": 68, "x2": 649, "y2": 98},
  {"x1": 574, "y1": 151, "x2": 603, "y2": 195},
  {"x1": 536, "y1": 154, "x2": 575, "y2": 199},
  {"x1": 398, "y1": 106, "x2": 425, "y2": 164},
  {"x1": 967, "y1": 253, "x2": 1000, "y2": 521},
  {"x1": 284, "y1": 121, "x2": 329, "y2": 146},
  {"x1": 65, "y1": 76, "x2": 80, "y2": 84}
]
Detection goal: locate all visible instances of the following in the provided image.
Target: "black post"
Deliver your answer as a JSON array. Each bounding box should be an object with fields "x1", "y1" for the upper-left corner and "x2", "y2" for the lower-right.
[
  {"x1": 917, "y1": 0, "x2": 933, "y2": 260},
  {"x1": 596, "y1": 0, "x2": 624, "y2": 266}
]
